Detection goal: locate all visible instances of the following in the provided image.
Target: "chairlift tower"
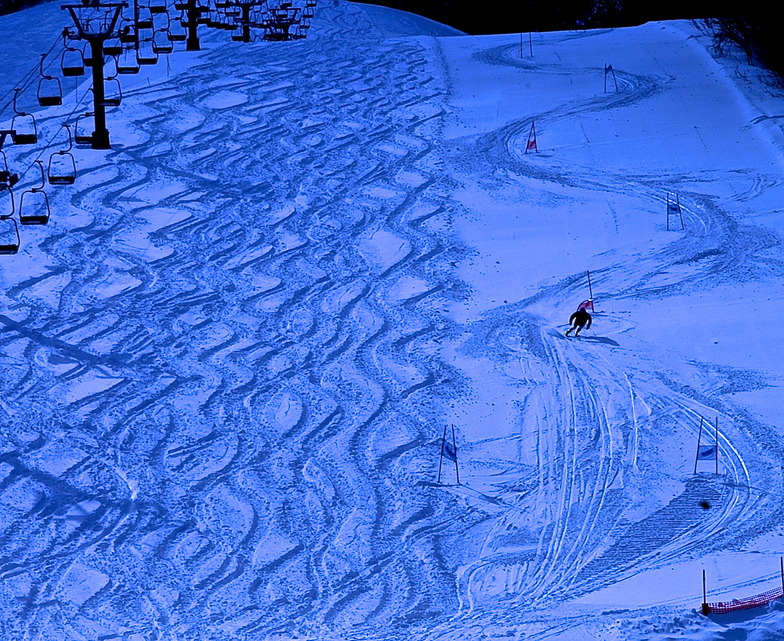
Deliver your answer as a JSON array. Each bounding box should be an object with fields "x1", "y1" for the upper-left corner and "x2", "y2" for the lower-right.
[
  {"x1": 230, "y1": 0, "x2": 264, "y2": 43},
  {"x1": 263, "y1": 3, "x2": 301, "y2": 41},
  {"x1": 176, "y1": 0, "x2": 208, "y2": 50},
  {"x1": 61, "y1": 0, "x2": 126, "y2": 149}
]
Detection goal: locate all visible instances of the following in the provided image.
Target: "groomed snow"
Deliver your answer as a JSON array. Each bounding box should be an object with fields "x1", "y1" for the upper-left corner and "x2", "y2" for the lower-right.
[{"x1": 2, "y1": 1, "x2": 784, "y2": 640}]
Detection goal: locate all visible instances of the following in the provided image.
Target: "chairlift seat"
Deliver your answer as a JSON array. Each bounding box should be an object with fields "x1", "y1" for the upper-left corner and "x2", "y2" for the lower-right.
[
  {"x1": 62, "y1": 64, "x2": 85, "y2": 76},
  {"x1": 48, "y1": 175, "x2": 76, "y2": 186},
  {"x1": 137, "y1": 48, "x2": 158, "y2": 65},
  {"x1": 38, "y1": 95, "x2": 62, "y2": 107},
  {"x1": 0, "y1": 171, "x2": 19, "y2": 187}
]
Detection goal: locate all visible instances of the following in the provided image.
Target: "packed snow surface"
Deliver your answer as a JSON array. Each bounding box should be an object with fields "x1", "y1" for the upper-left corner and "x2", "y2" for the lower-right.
[{"x1": 2, "y1": 1, "x2": 784, "y2": 640}]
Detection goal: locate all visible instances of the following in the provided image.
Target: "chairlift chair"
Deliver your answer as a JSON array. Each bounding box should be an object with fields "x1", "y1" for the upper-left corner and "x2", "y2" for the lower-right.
[
  {"x1": 137, "y1": 7, "x2": 154, "y2": 29},
  {"x1": 82, "y1": 41, "x2": 94, "y2": 65},
  {"x1": 74, "y1": 112, "x2": 95, "y2": 146},
  {"x1": 151, "y1": 9, "x2": 170, "y2": 31},
  {"x1": 102, "y1": 75, "x2": 123, "y2": 107},
  {"x1": 168, "y1": 17, "x2": 187, "y2": 40},
  {"x1": 0, "y1": 214, "x2": 20, "y2": 255},
  {"x1": 117, "y1": 48, "x2": 141, "y2": 74},
  {"x1": 47, "y1": 125, "x2": 77, "y2": 186},
  {"x1": 0, "y1": 184, "x2": 14, "y2": 217},
  {"x1": 60, "y1": 28, "x2": 86, "y2": 76},
  {"x1": 19, "y1": 161, "x2": 51, "y2": 226},
  {"x1": 0, "y1": 151, "x2": 19, "y2": 188},
  {"x1": 149, "y1": 0, "x2": 167, "y2": 13},
  {"x1": 11, "y1": 90, "x2": 37, "y2": 145},
  {"x1": 61, "y1": 47, "x2": 85, "y2": 77},
  {"x1": 37, "y1": 54, "x2": 63, "y2": 107},
  {"x1": 137, "y1": 39, "x2": 159, "y2": 65},
  {"x1": 152, "y1": 30, "x2": 174, "y2": 53}
]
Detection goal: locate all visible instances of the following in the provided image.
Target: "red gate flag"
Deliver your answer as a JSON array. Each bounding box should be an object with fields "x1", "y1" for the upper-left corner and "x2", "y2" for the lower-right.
[
  {"x1": 525, "y1": 122, "x2": 537, "y2": 153},
  {"x1": 577, "y1": 299, "x2": 594, "y2": 312}
]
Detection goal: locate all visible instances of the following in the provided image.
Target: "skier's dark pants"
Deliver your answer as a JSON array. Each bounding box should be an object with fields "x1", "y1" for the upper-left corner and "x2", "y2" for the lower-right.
[{"x1": 566, "y1": 322, "x2": 586, "y2": 336}]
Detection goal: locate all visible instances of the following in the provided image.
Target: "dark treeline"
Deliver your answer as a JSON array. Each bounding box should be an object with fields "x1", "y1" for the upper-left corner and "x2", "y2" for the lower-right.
[
  {"x1": 354, "y1": 0, "x2": 784, "y2": 77},
  {"x1": 0, "y1": 0, "x2": 45, "y2": 16},
  {"x1": 699, "y1": 11, "x2": 784, "y2": 77},
  {"x1": 352, "y1": 0, "x2": 716, "y2": 34},
  {"x1": 2, "y1": 1, "x2": 781, "y2": 78}
]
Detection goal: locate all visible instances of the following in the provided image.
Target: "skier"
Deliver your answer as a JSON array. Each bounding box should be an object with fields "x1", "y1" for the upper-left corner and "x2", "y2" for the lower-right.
[{"x1": 565, "y1": 305, "x2": 592, "y2": 337}]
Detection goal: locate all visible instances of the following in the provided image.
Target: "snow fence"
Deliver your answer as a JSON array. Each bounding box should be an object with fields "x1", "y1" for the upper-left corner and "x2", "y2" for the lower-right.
[{"x1": 702, "y1": 586, "x2": 784, "y2": 615}]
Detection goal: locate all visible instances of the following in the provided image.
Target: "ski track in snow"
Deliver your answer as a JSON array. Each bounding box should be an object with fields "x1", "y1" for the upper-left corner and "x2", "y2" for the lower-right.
[
  {"x1": 417, "y1": 28, "x2": 784, "y2": 641},
  {"x1": 2, "y1": 5, "x2": 784, "y2": 641},
  {"x1": 0, "y1": 5, "x2": 477, "y2": 640}
]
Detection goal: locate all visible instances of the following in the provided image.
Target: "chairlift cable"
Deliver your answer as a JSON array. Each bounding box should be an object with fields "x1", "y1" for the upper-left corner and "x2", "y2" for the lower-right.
[{"x1": 0, "y1": 35, "x2": 63, "y2": 119}]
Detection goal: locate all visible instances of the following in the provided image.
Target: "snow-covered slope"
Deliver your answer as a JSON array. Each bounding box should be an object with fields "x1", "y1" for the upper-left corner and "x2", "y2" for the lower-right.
[{"x1": 2, "y1": 2, "x2": 784, "y2": 640}]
